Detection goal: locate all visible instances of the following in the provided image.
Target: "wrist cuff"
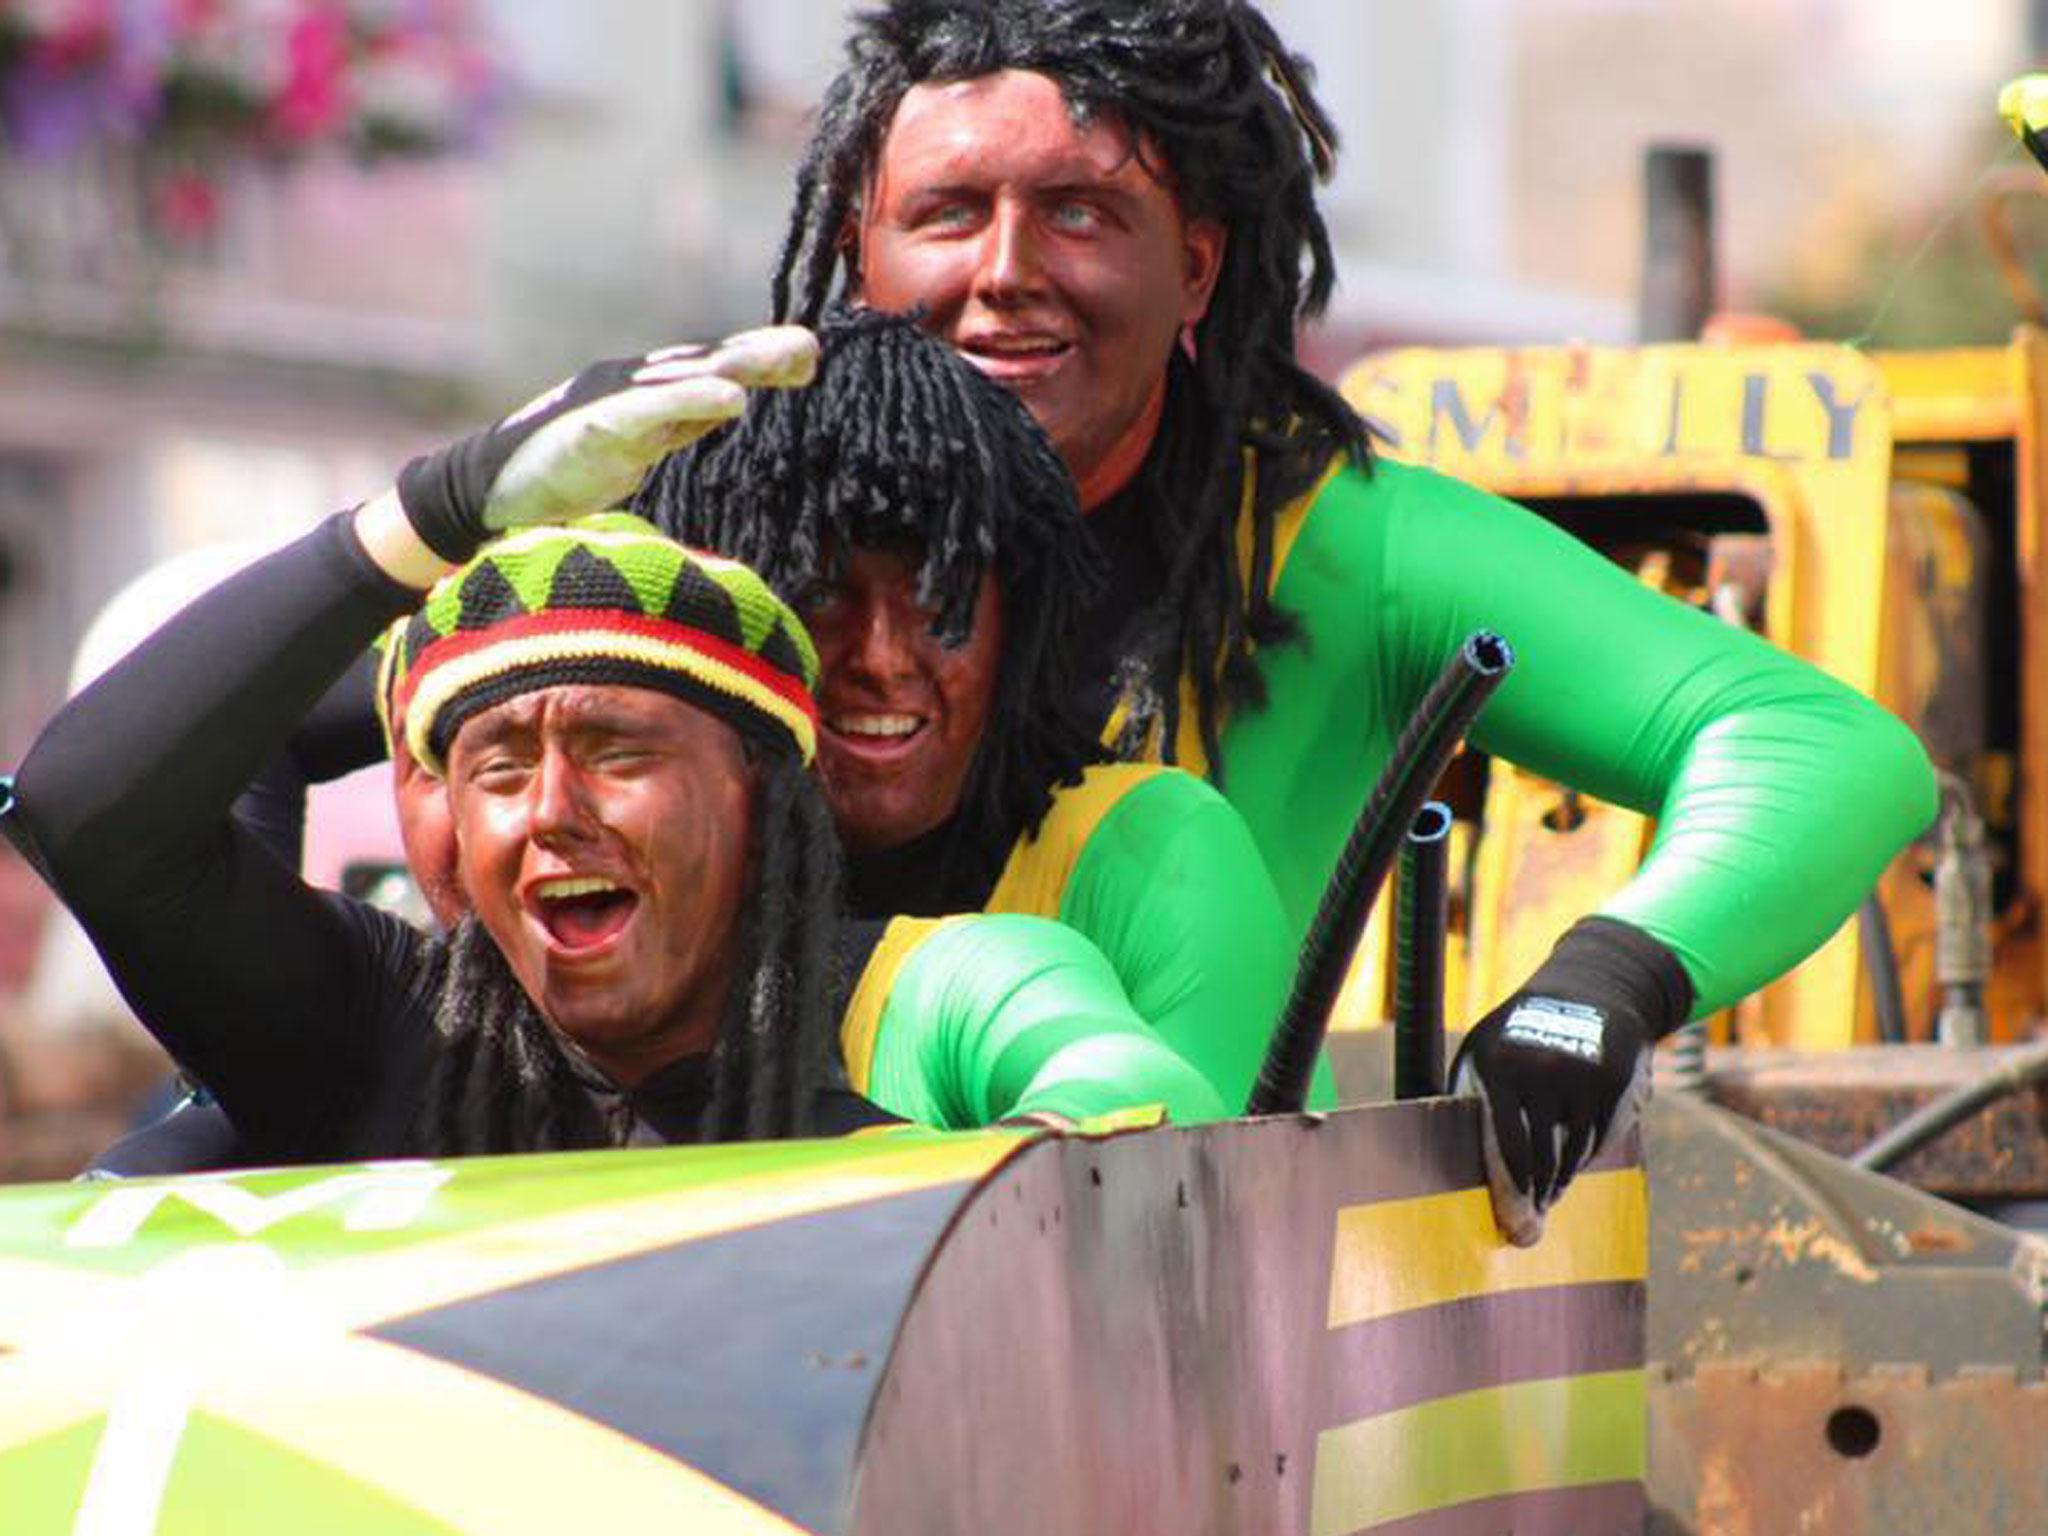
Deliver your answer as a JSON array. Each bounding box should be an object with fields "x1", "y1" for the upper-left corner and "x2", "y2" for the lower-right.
[
  {"x1": 1531, "y1": 916, "x2": 1695, "y2": 1038},
  {"x1": 396, "y1": 451, "x2": 488, "y2": 565}
]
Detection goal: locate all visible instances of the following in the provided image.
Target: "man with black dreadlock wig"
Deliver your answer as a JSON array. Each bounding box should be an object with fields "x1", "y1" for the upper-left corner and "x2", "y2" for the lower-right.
[
  {"x1": 775, "y1": 0, "x2": 1936, "y2": 1243},
  {"x1": 8, "y1": 331, "x2": 884, "y2": 1159},
  {"x1": 775, "y1": 0, "x2": 1357, "y2": 778},
  {"x1": 644, "y1": 304, "x2": 1102, "y2": 915},
  {"x1": 640, "y1": 305, "x2": 1330, "y2": 1112},
  {"x1": 17, "y1": 332, "x2": 1225, "y2": 1167}
]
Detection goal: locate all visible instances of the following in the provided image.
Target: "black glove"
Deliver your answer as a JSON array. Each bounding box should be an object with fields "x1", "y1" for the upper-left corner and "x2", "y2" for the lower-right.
[
  {"x1": 395, "y1": 327, "x2": 818, "y2": 562},
  {"x1": 1451, "y1": 916, "x2": 1692, "y2": 1245}
]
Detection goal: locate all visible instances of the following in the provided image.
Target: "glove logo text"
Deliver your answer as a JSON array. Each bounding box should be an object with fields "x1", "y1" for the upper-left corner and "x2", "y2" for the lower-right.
[{"x1": 1501, "y1": 997, "x2": 1606, "y2": 1063}]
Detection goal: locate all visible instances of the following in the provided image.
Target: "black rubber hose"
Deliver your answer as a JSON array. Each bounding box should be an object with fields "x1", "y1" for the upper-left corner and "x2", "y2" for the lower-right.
[
  {"x1": 1859, "y1": 893, "x2": 1909, "y2": 1046},
  {"x1": 1393, "y1": 801, "x2": 1454, "y2": 1100},
  {"x1": 1247, "y1": 632, "x2": 1513, "y2": 1116},
  {"x1": 1850, "y1": 1038, "x2": 2048, "y2": 1172}
]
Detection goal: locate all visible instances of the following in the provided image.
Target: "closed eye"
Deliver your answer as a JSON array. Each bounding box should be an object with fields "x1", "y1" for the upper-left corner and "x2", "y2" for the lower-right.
[
  {"x1": 467, "y1": 754, "x2": 533, "y2": 793},
  {"x1": 589, "y1": 745, "x2": 657, "y2": 773}
]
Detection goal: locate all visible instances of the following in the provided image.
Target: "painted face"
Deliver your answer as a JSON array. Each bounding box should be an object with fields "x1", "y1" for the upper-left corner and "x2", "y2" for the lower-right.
[
  {"x1": 802, "y1": 547, "x2": 1002, "y2": 854},
  {"x1": 859, "y1": 69, "x2": 1224, "y2": 506},
  {"x1": 445, "y1": 684, "x2": 754, "y2": 1086},
  {"x1": 390, "y1": 740, "x2": 464, "y2": 930}
]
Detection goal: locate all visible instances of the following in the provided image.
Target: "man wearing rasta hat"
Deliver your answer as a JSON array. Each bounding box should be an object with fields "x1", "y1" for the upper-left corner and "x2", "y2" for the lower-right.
[
  {"x1": 776, "y1": 0, "x2": 1938, "y2": 1239},
  {"x1": 10, "y1": 332, "x2": 1222, "y2": 1163},
  {"x1": 640, "y1": 305, "x2": 1332, "y2": 1113}
]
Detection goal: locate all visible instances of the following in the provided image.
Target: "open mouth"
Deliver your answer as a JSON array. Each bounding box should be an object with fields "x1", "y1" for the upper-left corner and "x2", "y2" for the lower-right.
[
  {"x1": 958, "y1": 333, "x2": 1071, "y2": 383},
  {"x1": 531, "y1": 875, "x2": 638, "y2": 952},
  {"x1": 824, "y1": 712, "x2": 929, "y2": 757}
]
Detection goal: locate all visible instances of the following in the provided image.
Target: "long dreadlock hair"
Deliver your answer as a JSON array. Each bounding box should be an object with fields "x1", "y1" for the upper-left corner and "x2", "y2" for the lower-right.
[
  {"x1": 408, "y1": 752, "x2": 845, "y2": 1155},
  {"x1": 770, "y1": 0, "x2": 1373, "y2": 773},
  {"x1": 637, "y1": 304, "x2": 1105, "y2": 906}
]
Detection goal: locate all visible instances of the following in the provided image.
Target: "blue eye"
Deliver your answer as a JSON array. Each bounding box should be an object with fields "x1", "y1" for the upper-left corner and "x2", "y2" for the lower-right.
[{"x1": 920, "y1": 201, "x2": 977, "y2": 231}]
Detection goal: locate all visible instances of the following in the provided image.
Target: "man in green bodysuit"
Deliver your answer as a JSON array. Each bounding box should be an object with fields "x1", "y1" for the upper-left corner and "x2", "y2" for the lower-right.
[
  {"x1": 772, "y1": 0, "x2": 1938, "y2": 1240},
  {"x1": 639, "y1": 304, "x2": 1328, "y2": 1116}
]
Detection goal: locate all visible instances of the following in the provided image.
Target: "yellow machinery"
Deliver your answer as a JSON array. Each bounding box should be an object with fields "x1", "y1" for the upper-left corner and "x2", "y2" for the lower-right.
[
  {"x1": 1320, "y1": 88, "x2": 2048, "y2": 1531},
  {"x1": 1329, "y1": 332, "x2": 2048, "y2": 1055}
]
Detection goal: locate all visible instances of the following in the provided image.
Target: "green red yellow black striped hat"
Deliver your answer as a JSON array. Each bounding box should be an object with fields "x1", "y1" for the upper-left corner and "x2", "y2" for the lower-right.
[
  {"x1": 394, "y1": 514, "x2": 820, "y2": 776},
  {"x1": 372, "y1": 615, "x2": 412, "y2": 761}
]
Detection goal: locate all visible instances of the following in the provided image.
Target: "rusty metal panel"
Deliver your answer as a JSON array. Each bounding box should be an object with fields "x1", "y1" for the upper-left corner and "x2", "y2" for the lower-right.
[
  {"x1": 1649, "y1": 1361, "x2": 2048, "y2": 1536},
  {"x1": 1703, "y1": 1043, "x2": 2048, "y2": 1199},
  {"x1": 1646, "y1": 1094, "x2": 2048, "y2": 1532}
]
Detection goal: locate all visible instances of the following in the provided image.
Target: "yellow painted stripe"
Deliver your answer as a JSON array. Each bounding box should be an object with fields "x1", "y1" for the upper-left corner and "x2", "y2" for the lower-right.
[
  {"x1": 204, "y1": 1332, "x2": 806, "y2": 1535},
  {"x1": 1326, "y1": 1169, "x2": 1645, "y2": 1328},
  {"x1": 1164, "y1": 449, "x2": 1345, "y2": 772},
  {"x1": 838, "y1": 916, "x2": 960, "y2": 1097},
  {"x1": 309, "y1": 1130, "x2": 1014, "y2": 1328},
  {"x1": 985, "y1": 764, "x2": 1168, "y2": 919},
  {"x1": 1252, "y1": 449, "x2": 1345, "y2": 597},
  {"x1": 1309, "y1": 1369, "x2": 1645, "y2": 1536}
]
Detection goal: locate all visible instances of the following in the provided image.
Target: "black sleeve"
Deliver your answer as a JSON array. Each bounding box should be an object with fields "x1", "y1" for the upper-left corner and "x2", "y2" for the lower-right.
[
  {"x1": 230, "y1": 654, "x2": 385, "y2": 869},
  {"x1": 290, "y1": 651, "x2": 387, "y2": 781},
  {"x1": 9, "y1": 513, "x2": 425, "y2": 1150},
  {"x1": 233, "y1": 755, "x2": 312, "y2": 870},
  {"x1": 86, "y1": 1095, "x2": 251, "y2": 1178}
]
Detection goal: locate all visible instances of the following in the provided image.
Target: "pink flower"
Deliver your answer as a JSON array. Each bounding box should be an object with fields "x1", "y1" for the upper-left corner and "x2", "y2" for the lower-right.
[
  {"x1": 270, "y1": 2, "x2": 350, "y2": 145},
  {"x1": 24, "y1": 0, "x2": 115, "y2": 76}
]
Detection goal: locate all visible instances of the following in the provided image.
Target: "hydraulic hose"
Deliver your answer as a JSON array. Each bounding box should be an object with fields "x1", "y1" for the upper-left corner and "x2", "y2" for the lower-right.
[
  {"x1": 1850, "y1": 1037, "x2": 2048, "y2": 1172},
  {"x1": 1247, "y1": 631, "x2": 1513, "y2": 1116},
  {"x1": 1859, "y1": 894, "x2": 1909, "y2": 1047},
  {"x1": 1392, "y1": 801, "x2": 1453, "y2": 1100}
]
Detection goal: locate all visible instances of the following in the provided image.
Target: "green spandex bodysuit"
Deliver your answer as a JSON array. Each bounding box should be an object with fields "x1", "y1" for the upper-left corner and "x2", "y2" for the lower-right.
[
  {"x1": 980, "y1": 762, "x2": 1332, "y2": 1112},
  {"x1": 839, "y1": 761, "x2": 1329, "y2": 1122},
  {"x1": 846, "y1": 912, "x2": 1225, "y2": 1130},
  {"x1": 1146, "y1": 455, "x2": 1937, "y2": 1017}
]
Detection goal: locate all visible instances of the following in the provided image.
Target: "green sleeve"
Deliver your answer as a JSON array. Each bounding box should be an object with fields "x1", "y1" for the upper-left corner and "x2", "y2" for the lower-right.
[
  {"x1": 1060, "y1": 771, "x2": 1336, "y2": 1111},
  {"x1": 1218, "y1": 458, "x2": 1937, "y2": 1016},
  {"x1": 863, "y1": 914, "x2": 1228, "y2": 1129}
]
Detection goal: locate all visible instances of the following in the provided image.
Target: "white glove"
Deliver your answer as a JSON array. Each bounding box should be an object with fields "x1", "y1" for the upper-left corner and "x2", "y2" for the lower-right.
[{"x1": 395, "y1": 326, "x2": 817, "y2": 559}]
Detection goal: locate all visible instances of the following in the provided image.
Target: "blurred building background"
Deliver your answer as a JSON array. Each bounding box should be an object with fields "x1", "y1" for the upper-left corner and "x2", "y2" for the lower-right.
[{"x1": 0, "y1": 0, "x2": 2037, "y2": 1174}]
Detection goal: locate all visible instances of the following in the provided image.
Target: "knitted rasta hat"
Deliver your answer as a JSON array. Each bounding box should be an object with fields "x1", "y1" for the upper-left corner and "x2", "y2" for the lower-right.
[
  {"x1": 394, "y1": 514, "x2": 820, "y2": 777},
  {"x1": 372, "y1": 615, "x2": 412, "y2": 761}
]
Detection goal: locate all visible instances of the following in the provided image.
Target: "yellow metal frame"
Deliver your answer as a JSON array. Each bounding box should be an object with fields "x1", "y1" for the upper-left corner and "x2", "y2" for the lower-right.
[{"x1": 1880, "y1": 333, "x2": 2048, "y2": 1027}]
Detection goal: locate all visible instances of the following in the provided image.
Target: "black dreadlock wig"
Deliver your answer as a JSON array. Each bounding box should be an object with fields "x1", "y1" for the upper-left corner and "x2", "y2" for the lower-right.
[
  {"x1": 770, "y1": 0, "x2": 1373, "y2": 773},
  {"x1": 637, "y1": 305, "x2": 1106, "y2": 907},
  {"x1": 408, "y1": 753, "x2": 844, "y2": 1155}
]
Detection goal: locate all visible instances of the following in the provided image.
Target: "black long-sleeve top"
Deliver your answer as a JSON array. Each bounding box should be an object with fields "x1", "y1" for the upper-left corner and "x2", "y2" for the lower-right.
[
  {"x1": 9, "y1": 515, "x2": 882, "y2": 1164},
  {"x1": 13, "y1": 515, "x2": 435, "y2": 1161}
]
